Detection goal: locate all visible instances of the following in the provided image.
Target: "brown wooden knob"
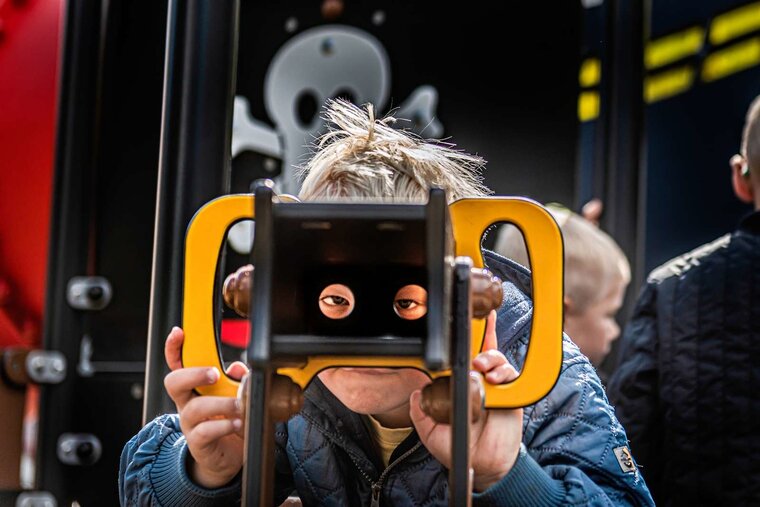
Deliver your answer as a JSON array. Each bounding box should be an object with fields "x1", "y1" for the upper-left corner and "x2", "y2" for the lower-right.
[
  {"x1": 419, "y1": 374, "x2": 484, "y2": 424},
  {"x1": 2, "y1": 348, "x2": 30, "y2": 387},
  {"x1": 223, "y1": 264, "x2": 253, "y2": 317},
  {"x1": 236, "y1": 373, "x2": 304, "y2": 424},
  {"x1": 470, "y1": 268, "x2": 502, "y2": 319},
  {"x1": 270, "y1": 375, "x2": 304, "y2": 422}
]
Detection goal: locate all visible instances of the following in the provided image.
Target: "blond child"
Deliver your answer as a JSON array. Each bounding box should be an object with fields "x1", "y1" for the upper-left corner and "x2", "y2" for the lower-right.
[
  {"x1": 120, "y1": 100, "x2": 652, "y2": 506},
  {"x1": 495, "y1": 205, "x2": 630, "y2": 366}
]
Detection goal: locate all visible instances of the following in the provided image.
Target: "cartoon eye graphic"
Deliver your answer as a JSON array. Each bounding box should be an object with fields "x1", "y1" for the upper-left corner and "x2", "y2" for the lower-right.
[
  {"x1": 393, "y1": 285, "x2": 427, "y2": 320},
  {"x1": 319, "y1": 284, "x2": 355, "y2": 319}
]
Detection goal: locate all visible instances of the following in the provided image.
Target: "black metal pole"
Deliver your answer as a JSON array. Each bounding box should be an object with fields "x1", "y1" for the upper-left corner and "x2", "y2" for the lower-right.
[
  {"x1": 599, "y1": 0, "x2": 645, "y2": 376},
  {"x1": 449, "y1": 260, "x2": 473, "y2": 506},
  {"x1": 143, "y1": 0, "x2": 240, "y2": 423},
  {"x1": 604, "y1": 0, "x2": 644, "y2": 276},
  {"x1": 245, "y1": 183, "x2": 276, "y2": 505}
]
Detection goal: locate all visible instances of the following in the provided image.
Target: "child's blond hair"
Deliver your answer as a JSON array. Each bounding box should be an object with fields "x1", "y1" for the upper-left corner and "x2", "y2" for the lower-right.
[
  {"x1": 494, "y1": 205, "x2": 630, "y2": 312},
  {"x1": 298, "y1": 99, "x2": 490, "y2": 203}
]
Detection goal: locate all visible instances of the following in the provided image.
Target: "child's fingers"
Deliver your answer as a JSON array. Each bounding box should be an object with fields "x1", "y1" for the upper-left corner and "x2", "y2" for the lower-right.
[
  {"x1": 408, "y1": 390, "x2": 437, "y2": 442},
  {"x1": 182, "y1": 396, "x2": 242, "y2": 429},
  {"x1": 164, "y1": 326, "x2": 184, "y2": 371},
  {"x1": 472, "y1": 349, "x2": 508, "y2": 372},
  {"x1": 225, "y1": 361, "x2": 249, "y2": 381},
  {"x1": 164, "y1": 367, "x2": 219, "y2": 410},
  {"x1": 484, "y1": 363, "x2": 519, "y2": 385},
  {"x1": 188, "y1": 418, "x2": 243, "y2": 450}
]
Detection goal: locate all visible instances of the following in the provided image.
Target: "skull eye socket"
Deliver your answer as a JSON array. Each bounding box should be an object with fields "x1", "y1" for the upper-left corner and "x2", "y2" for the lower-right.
[
  {"x1": 319, "y1": 284, "x2": 355, "y2": 319},
  {"x1": 332, "y1": 88, "x2": 356, "y2": 104},
  {"x1": 393, "y1": 285, "x2": 428, "y2": 320},
  {"x1": 296, "y1": 90, "x2": 319, "y2": 128}
]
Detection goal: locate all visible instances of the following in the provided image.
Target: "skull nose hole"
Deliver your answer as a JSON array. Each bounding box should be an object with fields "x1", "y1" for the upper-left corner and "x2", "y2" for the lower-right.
[
  {"x1": 296, "y1": 90, "x2": 319, "y2": 128},
  {"x1": 332, "y1": 88, "x2": 356, "y2": 104}
]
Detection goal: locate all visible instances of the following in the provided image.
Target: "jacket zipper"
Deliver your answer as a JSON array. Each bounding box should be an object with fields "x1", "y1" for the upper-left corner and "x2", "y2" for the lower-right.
[{"x1": 367, "y1": 441, "x2": 423, "y2": 507}]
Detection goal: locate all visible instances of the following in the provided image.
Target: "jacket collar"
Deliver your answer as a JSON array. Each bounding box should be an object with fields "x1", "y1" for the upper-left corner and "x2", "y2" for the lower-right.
[
  {"x1": 483, "y1": 249, "x2": 532, "y2": 296},
  {"x1": 738, "y1": 210, "x2": 760, "y2": 235},
  {"x1": 301, "y1": 377, "x2": 423, "y2": 473}
]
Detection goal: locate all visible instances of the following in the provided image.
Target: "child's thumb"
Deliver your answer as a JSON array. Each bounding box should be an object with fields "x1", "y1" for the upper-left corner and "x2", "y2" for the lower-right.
[{"x1": 481, "y1": 310, "x2": 498, "y2": 351}]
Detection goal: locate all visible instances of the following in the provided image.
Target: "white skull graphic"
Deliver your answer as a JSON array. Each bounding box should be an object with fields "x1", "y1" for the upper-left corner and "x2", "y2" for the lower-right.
[{"x1": 229, "y1": 23, "x2": 443, "y2": 252}]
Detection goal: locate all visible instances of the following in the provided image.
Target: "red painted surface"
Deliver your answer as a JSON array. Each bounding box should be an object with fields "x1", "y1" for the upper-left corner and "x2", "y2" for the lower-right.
[
  {"x1": 221, "y1": 318, "x2": 250, "y2": 348},
  {"x1": 0, "y1": 0, "x2": 63, "y2": 347}
]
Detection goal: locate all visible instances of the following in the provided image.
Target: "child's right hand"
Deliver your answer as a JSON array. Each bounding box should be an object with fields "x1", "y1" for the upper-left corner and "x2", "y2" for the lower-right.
[{"x1": 163, "y1": 327, "x2": 248, "y2": 488}]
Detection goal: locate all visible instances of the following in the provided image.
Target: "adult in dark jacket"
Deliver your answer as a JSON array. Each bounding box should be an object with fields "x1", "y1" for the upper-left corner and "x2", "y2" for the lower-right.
[{"x1": 608, "y1": 96, "x2": 760, "y2": 506}]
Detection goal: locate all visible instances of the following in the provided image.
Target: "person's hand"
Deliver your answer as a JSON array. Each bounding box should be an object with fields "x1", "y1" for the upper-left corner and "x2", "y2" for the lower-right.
[
  {"x1": 163, "y1": 327, "x2": 249, "y2": 488},
  {"x1": 409, "y1": 312, "x2": 523, "y2": 492},
  {"x1": 581, "y1": 198, "x2": 603, "y2": 226}
]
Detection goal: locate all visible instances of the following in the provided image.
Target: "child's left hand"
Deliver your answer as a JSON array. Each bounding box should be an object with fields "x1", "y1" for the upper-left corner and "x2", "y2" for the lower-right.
[{"x1": 409, "y1": 311, "x2": 523, "y2": 492}]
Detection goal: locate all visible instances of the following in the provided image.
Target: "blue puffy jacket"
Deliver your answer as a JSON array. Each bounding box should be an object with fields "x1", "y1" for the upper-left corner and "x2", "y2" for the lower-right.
[{"x1": 120, "y1": 251, "x2": 653, "y2": 506}]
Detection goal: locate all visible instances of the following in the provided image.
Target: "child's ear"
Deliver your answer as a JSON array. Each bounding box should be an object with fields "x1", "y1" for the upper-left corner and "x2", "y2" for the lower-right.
[
  {"x1": 731, "y1": 154, "x2": 755, "y2": 204},
  {"x1": 563, "y1": 296, "x2": 573, "y2": 324}
]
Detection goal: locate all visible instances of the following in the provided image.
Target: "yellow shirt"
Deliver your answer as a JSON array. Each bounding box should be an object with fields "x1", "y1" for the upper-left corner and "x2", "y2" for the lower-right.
[{"x1": 366, "y1": 415, "x2": 413, "y2": 468}]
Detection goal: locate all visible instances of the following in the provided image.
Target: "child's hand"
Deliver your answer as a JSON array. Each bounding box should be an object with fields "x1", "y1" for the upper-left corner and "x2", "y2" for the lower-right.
[
  {"x1": 409, "y1": 311, "x2": 523, "y2": 492},
  {"x1": 163, "y1": 327, "x2": 249, "y2": 489}
]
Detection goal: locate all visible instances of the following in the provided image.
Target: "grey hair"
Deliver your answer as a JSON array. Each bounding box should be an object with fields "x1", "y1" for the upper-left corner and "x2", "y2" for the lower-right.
[
  {"x1": 495, "y1": 205, "x2": 631, "y2": 312},
  {"x1": 742, "y1": 94, "x2": 760, "y2": 176},
  {"x1": 298, "y1": 99, "x2": 491, "y2": 203}
]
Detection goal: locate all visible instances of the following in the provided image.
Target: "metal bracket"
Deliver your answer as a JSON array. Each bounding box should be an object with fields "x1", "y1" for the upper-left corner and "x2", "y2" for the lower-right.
[
  {"x1": 26, "y1": 351, "x2": 66, "y2": 384},
  {"x1": 57, "y1": 433, "x2": 102, "y2": 466},
  {"x1": 66, "y1": 276, "x2": 112, "y2": 310},
  {"x1": 77, "y1": 335, "x2": 145, "y2": 377},
  {"x1": 16, "y1": 492, "x2": 57, "y2": 507}
]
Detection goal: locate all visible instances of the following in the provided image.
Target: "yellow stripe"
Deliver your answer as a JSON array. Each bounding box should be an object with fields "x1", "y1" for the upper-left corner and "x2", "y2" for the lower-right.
[
  {"x1": 644, "y1": 65, "x2": 695, "y2": 103},
  {"x1": 645, "y1": 27, "x2": 704, "y2": 70},
  {"x1": 579, "y1": 58, "x2": 601, "y2": 87},
  {"x1": 578, "y1": 91, "x2": 600, "y2": 121},
  {"x1": 710, "y1": 1, "x2": 760, "y2": 45},
  {"x1": 702, "y1": 36, "x2": 760, "y2": 81}
]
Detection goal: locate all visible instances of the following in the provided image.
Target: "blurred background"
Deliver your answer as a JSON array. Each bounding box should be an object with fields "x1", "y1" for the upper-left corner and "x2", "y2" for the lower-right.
[{"x1": 1, "y1": 0, "x2": 758, "y2": 504}]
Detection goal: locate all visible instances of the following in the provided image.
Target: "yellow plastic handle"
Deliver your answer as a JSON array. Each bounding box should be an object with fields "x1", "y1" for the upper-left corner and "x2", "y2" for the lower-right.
[
  {"x1": 450, "y1": 197, "x2": 564, "y2": 408},
  {"x1": 182, "y1": 194, "x2": 255, "y2": 397},
  {"x1": 182, "y1": 194, "x2": 563, "y2": 408}
]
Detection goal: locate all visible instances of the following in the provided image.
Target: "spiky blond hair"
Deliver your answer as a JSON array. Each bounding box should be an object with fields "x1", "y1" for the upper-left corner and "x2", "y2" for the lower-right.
[{"x1": 298, "y1": 99, "x2": 490, "y2": 203}]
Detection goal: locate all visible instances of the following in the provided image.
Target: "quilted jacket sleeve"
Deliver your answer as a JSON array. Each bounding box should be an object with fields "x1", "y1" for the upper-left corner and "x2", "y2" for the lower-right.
[
  {"x1": 470, "y1": 343, "x2": 653, "y2": 506},
  {"x1": 483, "y1": 251, "x2": 654, "y2": 505},
  {"x1": 607, "y1": 282, "x2": 663, "y2": 498},
  {"x1": 521, "y1": 350, "x2": 653, "y2": 506},
  {"x1": 119, "y1": 414, "x2": 242, "y2": 506},
  {"x1": 119, "y1": 415, "x2": 295, "y2": 506}
]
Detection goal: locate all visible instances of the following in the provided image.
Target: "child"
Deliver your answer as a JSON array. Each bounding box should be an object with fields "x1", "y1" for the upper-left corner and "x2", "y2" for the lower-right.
[
  {"x1": 119, "y1": 100, "x2": 653, "y2": 506},
  {"x1": 495, "y1": 205, "x2": 630, "y2": 367}
]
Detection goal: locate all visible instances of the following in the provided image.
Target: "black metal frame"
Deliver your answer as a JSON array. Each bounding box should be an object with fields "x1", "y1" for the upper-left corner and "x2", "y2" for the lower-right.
[
  {"x1": 449, "y1": 259, "x2": 474, "y2": 506},
  {"x1": 242, "y1": 187, "x2": 473, "y2": 505},
  {"x1": 36, "y1": 0, "x2": 169, "y2": 503},
  {"x1": 248, "y1": 186, "x2": 451, "y2": 365},
  {"x1": 37, "y1": 0, "x2": 101, "y2": 496}
]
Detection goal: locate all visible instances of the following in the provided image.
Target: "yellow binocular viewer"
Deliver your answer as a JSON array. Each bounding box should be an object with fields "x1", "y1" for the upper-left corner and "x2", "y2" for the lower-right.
[{"x1": 181, "y1": 189, "x2": 563, "y2": 409}]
